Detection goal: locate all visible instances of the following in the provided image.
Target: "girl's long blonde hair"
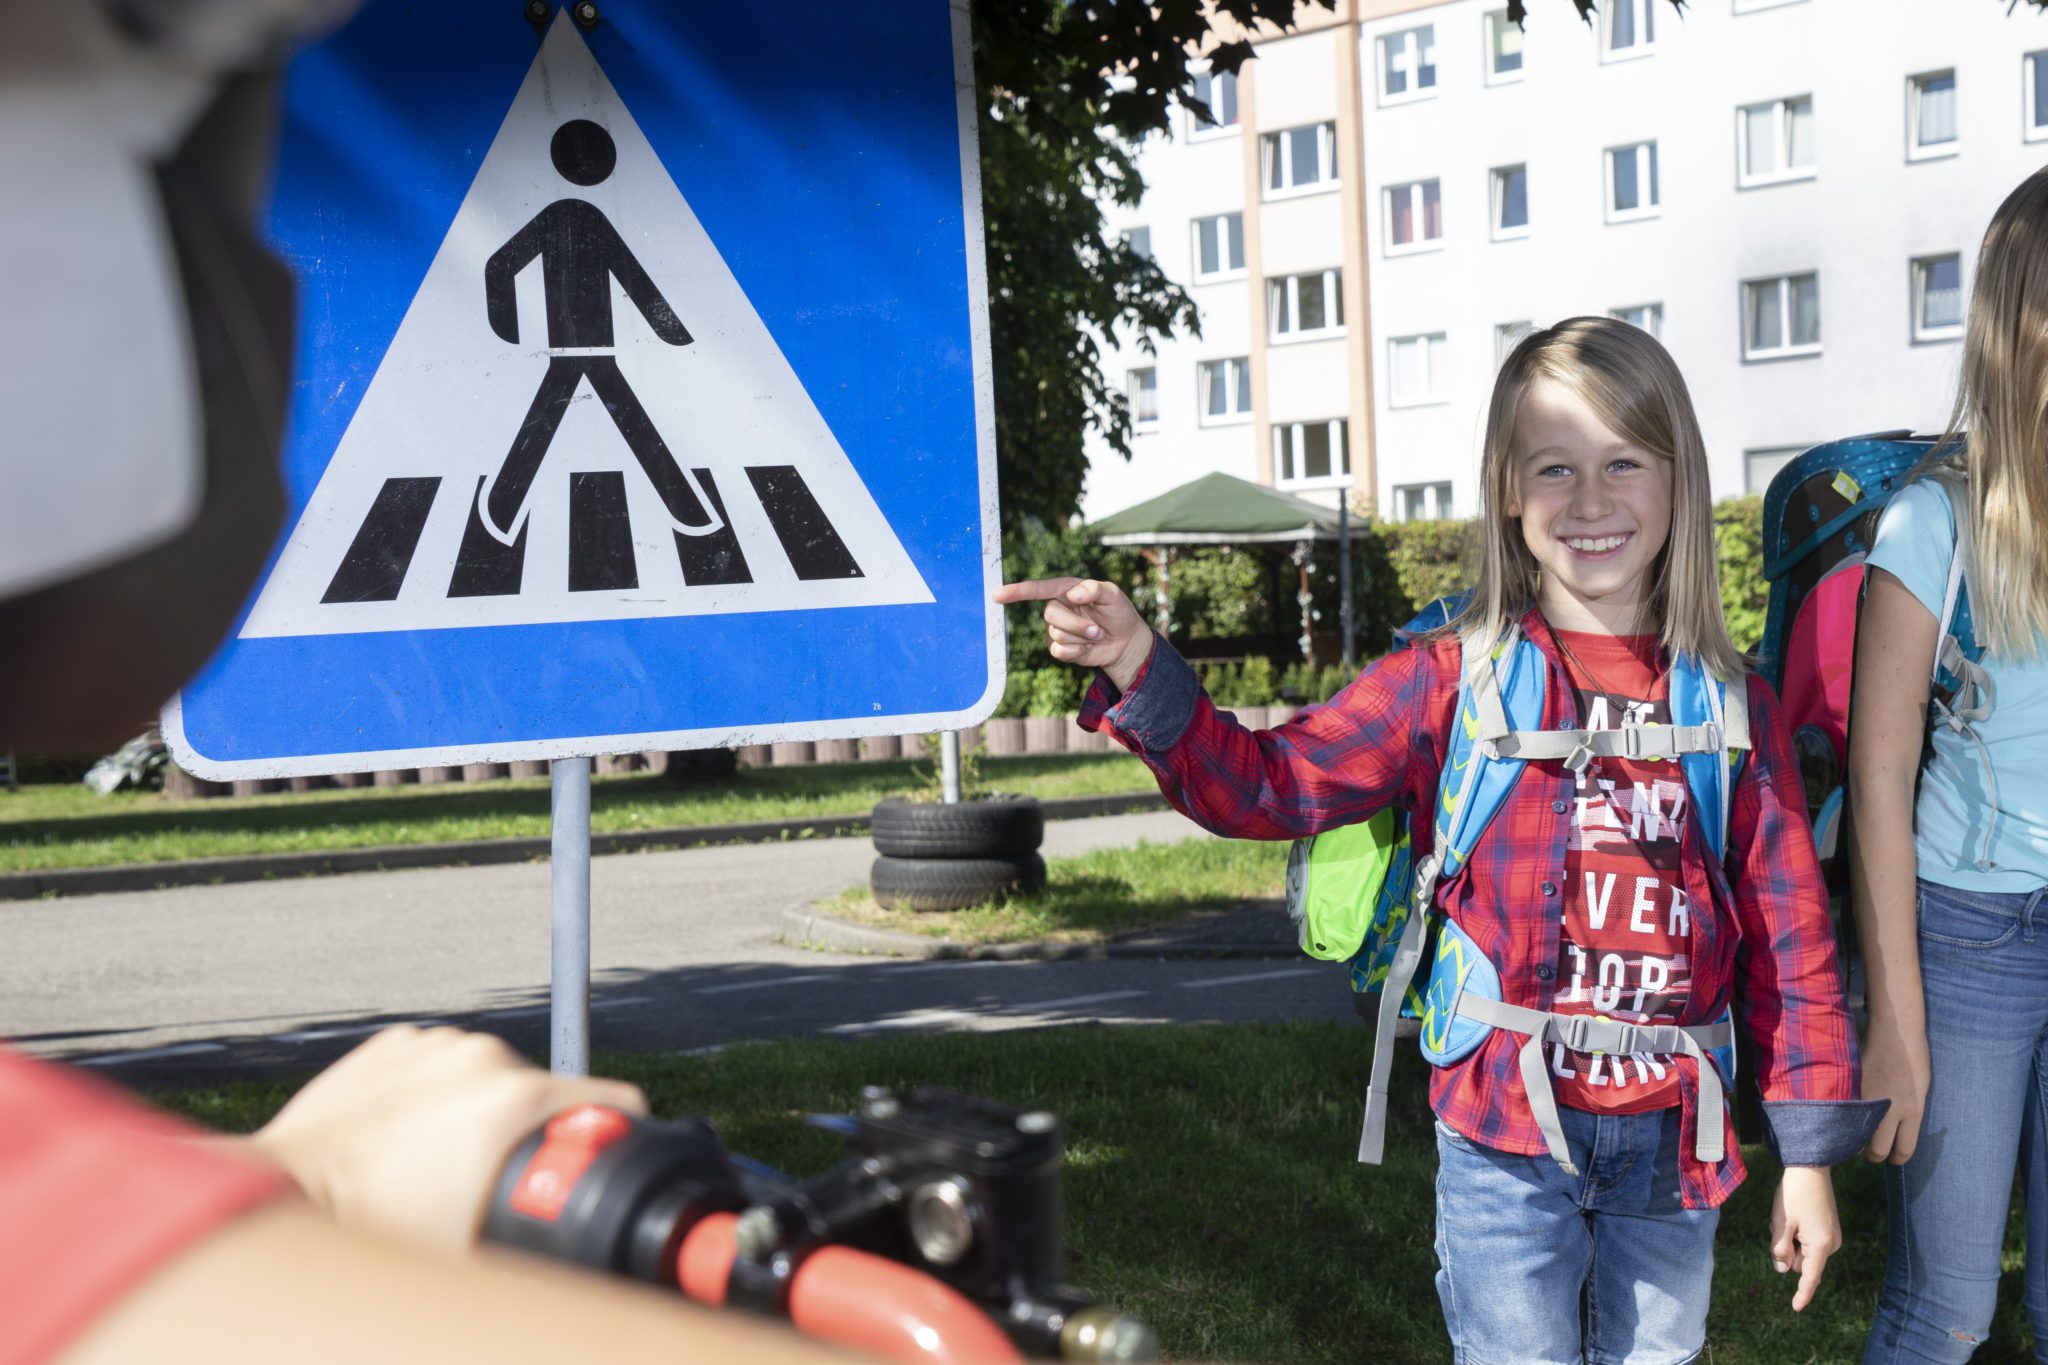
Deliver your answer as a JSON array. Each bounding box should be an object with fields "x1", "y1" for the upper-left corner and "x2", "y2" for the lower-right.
[
  {"x1": 1448, "y1": 316, "x2": 1746, "y2": 679},
  {"x1": 1925, "y1": 166, "x2": 2048, "y2": 660}
]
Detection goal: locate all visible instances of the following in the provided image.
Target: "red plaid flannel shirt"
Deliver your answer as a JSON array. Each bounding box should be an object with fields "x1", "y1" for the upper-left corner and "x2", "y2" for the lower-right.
[{"x1": 1082, "y1": 610, "x2": 1879, "y2": 1209}]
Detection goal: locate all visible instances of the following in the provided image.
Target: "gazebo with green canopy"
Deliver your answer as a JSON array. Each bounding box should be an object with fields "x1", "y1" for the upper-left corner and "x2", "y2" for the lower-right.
[{"x1": 1086, "y1": 471, "x2": 1358, "y2": 663}]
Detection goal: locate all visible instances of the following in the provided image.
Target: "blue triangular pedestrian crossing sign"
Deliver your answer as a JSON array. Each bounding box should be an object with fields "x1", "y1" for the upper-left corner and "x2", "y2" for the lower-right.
[
  {"x1": 242, "y1": 16, "x2": 933, "y2": 640},
  {"x1": 166, "y1": 1, "x2": 997, "y2": 778}
]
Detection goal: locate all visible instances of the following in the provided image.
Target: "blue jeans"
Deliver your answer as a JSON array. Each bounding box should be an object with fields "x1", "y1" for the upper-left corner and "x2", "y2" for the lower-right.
[
  {"x1": 1434, "y1": 1107, "x2": 1719, "y2": 1365},
  {"x1": 1867, "y1": 880, "x2": 2048, "y2": 1364}
]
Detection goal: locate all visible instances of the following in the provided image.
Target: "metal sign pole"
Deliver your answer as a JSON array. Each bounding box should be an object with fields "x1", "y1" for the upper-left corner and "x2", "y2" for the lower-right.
[
  {"x1": 1338, "y1": 497, "x2": 1355, "y2": 669},
  {"x1": 941, "y1": 730, "x2": 962, "y2": 805},
  {"x1": 550, "y1": 756, "x2": 592, "y2": 1075}
]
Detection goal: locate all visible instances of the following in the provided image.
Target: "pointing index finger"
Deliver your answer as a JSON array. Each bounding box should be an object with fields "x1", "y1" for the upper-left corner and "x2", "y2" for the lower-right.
[{"x1": 993, "y1": 577, "x2": 1082, "y2": 605}]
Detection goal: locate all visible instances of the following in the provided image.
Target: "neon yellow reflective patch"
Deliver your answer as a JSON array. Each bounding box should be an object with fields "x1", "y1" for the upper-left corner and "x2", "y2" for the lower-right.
[{"x1": 1832, "y1": 470, "x2": 1862, "y2": 502}]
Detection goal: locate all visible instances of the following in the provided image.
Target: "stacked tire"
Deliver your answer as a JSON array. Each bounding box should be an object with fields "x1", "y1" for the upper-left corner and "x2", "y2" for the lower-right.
[{"x1": 868, "y1": 794, "x2": 1046, "y2": 911}]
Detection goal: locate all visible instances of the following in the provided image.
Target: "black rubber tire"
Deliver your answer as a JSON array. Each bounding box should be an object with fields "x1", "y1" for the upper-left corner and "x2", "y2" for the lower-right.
[
  {"x1": 869, "y1": 853, "x2": 1048, "y2": 912},
  {"x1": 869, "y1": 795, "x2": 1044, "y2": 860}
]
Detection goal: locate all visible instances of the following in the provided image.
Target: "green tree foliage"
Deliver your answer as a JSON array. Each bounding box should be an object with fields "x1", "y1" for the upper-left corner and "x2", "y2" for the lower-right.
[{"x1": 1715, "y1": 495, "x2": 1769, "y2": 654}]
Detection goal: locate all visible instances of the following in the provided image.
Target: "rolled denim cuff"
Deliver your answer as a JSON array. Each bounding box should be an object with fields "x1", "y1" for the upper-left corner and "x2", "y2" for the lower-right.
[
  {"x1": 1762, "y1": 1098, "x2": 1891, "y2": 1167},
  {"x1": 1098, "y1": 633, "x2": 1199, "y2": 755}
]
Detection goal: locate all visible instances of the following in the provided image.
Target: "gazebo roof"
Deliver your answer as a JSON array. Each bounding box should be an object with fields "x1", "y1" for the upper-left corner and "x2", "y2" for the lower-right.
[{"x1": 1087, "y1": 471, "x2": 1345, "y2": 546}]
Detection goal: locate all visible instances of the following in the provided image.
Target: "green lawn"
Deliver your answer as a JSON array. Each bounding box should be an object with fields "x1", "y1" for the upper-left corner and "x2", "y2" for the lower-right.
[
  {"x1": 0, "y1": 754, "x2": 1153, "y2": 873},
  {"x1": 146, "y1": 1023, "x2": 2037, "y2": 1364},
  {"x1": 827, "y1": 835, "x2": 1289, "y2": 943}
]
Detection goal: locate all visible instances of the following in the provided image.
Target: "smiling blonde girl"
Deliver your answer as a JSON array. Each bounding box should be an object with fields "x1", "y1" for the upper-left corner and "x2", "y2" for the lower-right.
[{"x1": 998, "y1": 317, "x2": 1881, "y2": 1364}]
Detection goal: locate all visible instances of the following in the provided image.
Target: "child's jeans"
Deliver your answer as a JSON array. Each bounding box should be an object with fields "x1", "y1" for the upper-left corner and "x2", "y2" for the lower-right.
[
  {"x1": 1434, "y1": 1106, "x2": 1718, "y2": 1365},
  {"x1": 1865, "y1": 879, "x2": 2048, "y2": 1364}
]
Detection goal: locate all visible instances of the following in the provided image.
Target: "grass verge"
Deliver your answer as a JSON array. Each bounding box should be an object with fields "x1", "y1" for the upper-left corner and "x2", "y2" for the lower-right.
[
  {"x1": 0, "y1": 753, "x2": 1152, "y2": 873},
  {"x1": 145, "y1": 1022, "x2": 2037, "y2": 1363},
  {"x1": 824, "y1": 836, "x2": 1288, "y2": 944}
]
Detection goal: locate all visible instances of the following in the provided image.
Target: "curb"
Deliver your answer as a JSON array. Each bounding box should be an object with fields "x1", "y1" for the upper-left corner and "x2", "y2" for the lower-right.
[
  {"x1": 2, "y1": 791, "x2": 1170, "y2": 902},
  {"x1": 776, "y1": 905, "x2": 1296, "y2": 961}
]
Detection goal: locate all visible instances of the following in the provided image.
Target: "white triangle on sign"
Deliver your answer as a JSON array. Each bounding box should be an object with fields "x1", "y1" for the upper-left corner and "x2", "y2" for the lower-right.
[{"x1": 239, "y1": 14, "x2": 933, "y2": 639}]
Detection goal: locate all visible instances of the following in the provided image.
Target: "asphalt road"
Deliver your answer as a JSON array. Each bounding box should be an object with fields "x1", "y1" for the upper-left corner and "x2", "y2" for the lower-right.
[{"x1": 3, "y1": 810, "x2": 1358, "y2": 1086}]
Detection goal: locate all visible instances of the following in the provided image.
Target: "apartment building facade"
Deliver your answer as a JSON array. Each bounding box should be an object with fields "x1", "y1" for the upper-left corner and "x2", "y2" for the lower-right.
[{"x1": 1083, "y1": 0, "x2": 2048, "y2": 524}]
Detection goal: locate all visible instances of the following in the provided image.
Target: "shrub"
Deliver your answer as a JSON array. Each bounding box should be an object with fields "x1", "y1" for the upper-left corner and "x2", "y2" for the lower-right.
[
  {"x1": 1714, "y1": 495, "x2": 1769, "y2": 654},
  {"x1": 1026, "y1": 666, "x2": 1085, "y2": 717}
]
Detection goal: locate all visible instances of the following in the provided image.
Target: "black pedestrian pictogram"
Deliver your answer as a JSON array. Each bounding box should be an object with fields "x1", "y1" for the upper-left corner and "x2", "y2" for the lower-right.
[{"x1": 480, "y1": 118, "x2": 717, "y2": 544}]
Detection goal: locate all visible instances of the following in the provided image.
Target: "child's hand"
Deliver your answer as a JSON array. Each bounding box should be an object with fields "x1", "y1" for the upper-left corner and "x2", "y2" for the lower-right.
[
  {"x1": 1770, "y1": 1166, "x2": 1842, "y2": 1312},
  {"x1": 994, "y1": 578, "x2": 1153, "y2": 691}
]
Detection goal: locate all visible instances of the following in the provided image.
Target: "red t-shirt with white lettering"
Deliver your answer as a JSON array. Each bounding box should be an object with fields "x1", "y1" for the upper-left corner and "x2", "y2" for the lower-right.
[{"x1": 1548, "y1": 630, "x2": 1695, "y2": 1115}]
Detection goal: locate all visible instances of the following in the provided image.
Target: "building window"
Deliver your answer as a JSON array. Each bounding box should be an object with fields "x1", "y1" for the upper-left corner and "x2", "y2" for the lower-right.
[
  {"x1": 1739, "y1": 96, "x2": 1816, "y2": 186},
  {"x1": 1603, "y1": 0, "x2": 1656, "y2": 60},
  {"x1": 1609, "y1": 303, "x2": 1664, "y2": 338},
  {"x1": 1128, "y1": 367, "x2": 1159, "y2": 428},
  {"x1": 1745, "y1": 445, "x2": 1807, "y2": 494},
  {"x1": 1912, "y1": 254, "x2": 1964, "y2": 343},
  {"x1": 1188, "y1": 67, "x2": 1239, "y2": 138},
  {"x1": 1396, "y1": 482, "x2": 1456, "y2": 520},
  {"x1": 1605, "y1": 142, "x2": 1660, "y2": 221},
  {"x1": 1198, "y1": 358, "x2": 1253, "y2": 425},
  {"x1": 1495, "y1": 321, "x2": 1533, "y2": 367},
  {"x1": 1491, "y1": 165, "x2": 1529, "y2": 239},
  {"x1": 1388, "y1": 333, "x2": 1447, "y2": 406},
  {"x1": 1268, "y1": 270, "x2": 1345, "y2": 341},
  {"x1": 1121, "y1": 226, "x2": 1152, "y2": 259},
  {"x1": 1262, "y1": 122, "x2": 1338, "y2": 198},
  {"x1": 1191, "y1": 213, "x2": 1245, "y2": 281},
  {"x1": 1908, "y1": 70, "x2": 1958, "y2": 160},
  {"x1": 1485, "y1": 11, "x2": 1525, "y2": 84},
  {"x1": 1743, "y1": 273, "x2": 1821, "y2": 359},
  {"x1": 2027, "y1": 51, "x2": 2048, "y2": 141},
  {"x1": 1379, "y1": 25, "x2": 1438, "y2": 105},
  {"x1": 1385, "y1": 179, "x2": 1443, "y2": 254},
  {"x1": 1274, "y1": 419, "x2": 1349, "y2": 487}
]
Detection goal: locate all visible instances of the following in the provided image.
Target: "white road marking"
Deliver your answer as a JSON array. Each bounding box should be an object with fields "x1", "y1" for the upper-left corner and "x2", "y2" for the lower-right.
[
  {"x1": 592, "y1": 995, "x2": 653, "y2": 1009},
  {"x1": 1175, "y1": 968, "x2": 1318, "y2": 989},
  {"x1": 1003, "y1": 990, "x2": 1148, "y2": 1012},
  {"x1": 694, "y1": 975, "x2": 834, "y2": 996},
  {"x1": 823, "y1": 1008, "x2": 979, "y2": 1036},
  {"x1": 76, "y1": 1042, "x2": 226, "y2": 1067}
]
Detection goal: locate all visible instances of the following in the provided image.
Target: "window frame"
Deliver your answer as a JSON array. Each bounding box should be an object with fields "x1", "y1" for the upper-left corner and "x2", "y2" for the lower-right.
[
  {"x1": 1384, "y1": 178, "x2": 1444, "y2": 256},
  {"x1": 1608, "y1": 302, "x2": 1664, "y2": 339},
  {"x1": 1387, "y1": 332, "x2": 1449, "y2": 408},
  {"x1": 2026, "y1": 51, "x2": 2048, "y2": 142},
  {"x1": 1494, "y1": 321, "x2": 1533, "y2": 368},
  {"x1": 1490, "y1": 164, "x2": 1530, "y2": 241},
  {"x1": 1741, "y1": 272, "x2": 1822, "y2": 361},
  {"x1": 1261, "y1": 122, "x2": 1340, "y2": 200},
  {"x1": 1736, "y1": 95, "x2": 1817, "y2": 187},
  {"x1": 1907, "y1": 69, "x2": 1959, "y2": 162},
  {"x1": 1190, "y1": 212, "x2": 1246, "y2": 283},
  {"x1": 1910, "y1": 253, "x2": 1965, "y2": 345},
  {"x1": 1127, "y1": 366, "x2": 1160, "y2": 430},
  {"x1": 1483, "y1": 10, "x2": 1525, "y2": 86},
  {"x1": 1267, "y1": 269, "x2": 1347, "y2": 343},
  {"x1": 1273, "y1": 418, "x2": 1351, "y2": 490},
  {"x1": 1196, "y1": 356, "x2": 1254, "y2": 427},
  {"x1": 1603, "y1": 141, "x2": 1661, "y2": 222},
  {"x1": 1186, "y1": 67, "x2": 1240, "y2": 141},
  {"x1": 1395, "y1": 481, "x2": 1456, "y2": 521},
  {"x1": 1601, "y1": 0, "x2": 1657, "y2": 62},
  {"x1": 1377, "y1": 25, "x2": 1439, "y2": 107},
  {"x1": 1744, "y1": 445, "x2": 1808, "y2": 494}
]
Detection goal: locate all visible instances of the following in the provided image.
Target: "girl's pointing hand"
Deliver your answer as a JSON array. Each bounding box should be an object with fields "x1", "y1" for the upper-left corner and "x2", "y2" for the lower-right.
[{"x1": 994, "y1": 577, "x2": 1154, "y2": 691}]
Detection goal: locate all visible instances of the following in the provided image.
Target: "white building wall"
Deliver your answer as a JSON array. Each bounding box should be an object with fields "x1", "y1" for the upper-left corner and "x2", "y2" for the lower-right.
[{"x1": 1084, "y1": 0, "x2": 2048, "y2": 525}]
